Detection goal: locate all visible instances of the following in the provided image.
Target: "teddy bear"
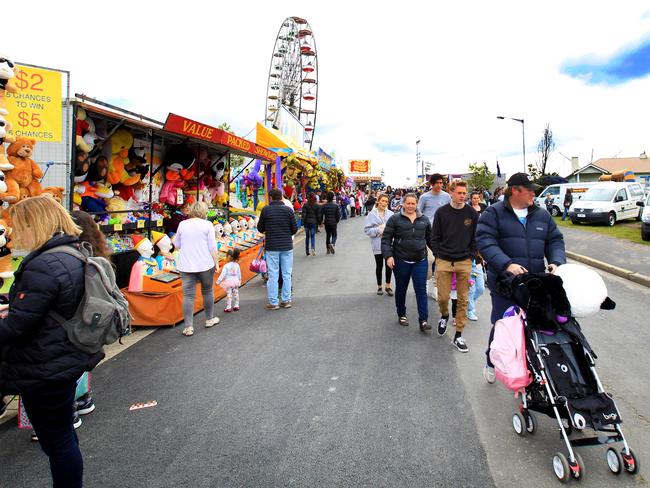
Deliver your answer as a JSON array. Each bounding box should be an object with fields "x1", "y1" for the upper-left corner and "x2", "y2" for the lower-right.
[
  {"x1": 107, "y1": 129, "x2": 139, "y2": 186},
  {"x1": 0, "y1": 218, "x2": 12, "y2": 279},
  {"x1": 86, "y1": 155, "x2": 109, "y2": 182},
  {"x1": 41, "y1": 186, "x2": 65, "y2": 204},
  {"x1": 0, "y1": 113, "x2": 16, "y2": 170},
  {"x1": 75, "y1": 107, "x2": 92, "y2": 153},
  {"x1": 4, "y1": 137, "x2": 43, "y2": 202}
]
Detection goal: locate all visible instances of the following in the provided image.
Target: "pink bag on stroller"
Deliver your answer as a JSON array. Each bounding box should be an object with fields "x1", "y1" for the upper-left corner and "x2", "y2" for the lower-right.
[{"x1": 489, "y1": 308, "x2": 532, "y2": 393}]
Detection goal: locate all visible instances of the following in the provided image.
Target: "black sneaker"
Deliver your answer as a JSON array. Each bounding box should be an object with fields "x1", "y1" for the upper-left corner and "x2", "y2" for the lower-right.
[
  {"x1": 453, "y1": 336, "x2": 469, "y2": 353},
  {"x1": 73, "y1": 411, "x2": 82, "y2": 429},
  {"x1": 419, "y1": 320, "x2": 431, "y2": 332},
  {"x1": 437, "y1": 317, "x2": 448, "y2": 336},
  {"x1": 75, "y1": 395, "x2": 96, "y2": 416}
]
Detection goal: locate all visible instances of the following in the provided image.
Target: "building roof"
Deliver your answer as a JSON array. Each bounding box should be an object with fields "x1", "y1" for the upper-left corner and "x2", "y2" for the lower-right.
[
  {"x1": 565, "y1": 163, "x2": 608, "y2": 178},
  {"x1": 592, "y1": 156, "x2": 650, "y2": 173}
]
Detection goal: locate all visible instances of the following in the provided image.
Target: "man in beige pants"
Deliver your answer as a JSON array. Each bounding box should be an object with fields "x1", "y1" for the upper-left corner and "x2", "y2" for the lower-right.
[{"x1": 430, "y1": 180, "x2": 478, "y2": 352}]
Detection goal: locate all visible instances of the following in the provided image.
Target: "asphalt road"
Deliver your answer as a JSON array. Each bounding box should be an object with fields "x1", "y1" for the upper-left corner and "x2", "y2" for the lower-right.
[{"x1": 0, "y1": 218, "x2": 647, "y2": 487}]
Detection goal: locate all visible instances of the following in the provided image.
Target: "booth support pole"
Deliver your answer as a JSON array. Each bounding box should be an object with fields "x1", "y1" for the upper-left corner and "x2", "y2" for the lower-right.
[
  {"x1": 275, "y1": 156, "x2": 282, "y2": 189},
  {"x1": 148, "y1": 130, "x2": 155, "y2": 239},
  {"x1": 68, "y1": 102, "x2": 79, "y2": 211},
  {"x1": 264, "y1": 163, "x2": 271, "y2": 204}
]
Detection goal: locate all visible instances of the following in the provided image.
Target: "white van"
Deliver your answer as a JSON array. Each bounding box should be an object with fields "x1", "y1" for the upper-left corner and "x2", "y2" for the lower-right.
[
  {"x1": 535, "y1": 183, "x2": 598, "y2": 216},
  {"x1": 569, "y1": 182, "x2": 646, "y2": 226}
]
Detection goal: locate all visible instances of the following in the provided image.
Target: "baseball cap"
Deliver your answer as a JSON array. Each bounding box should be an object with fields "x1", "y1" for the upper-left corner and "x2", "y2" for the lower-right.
[{"x1": 506, "y1": 172, "x2": 541, "y2": 190}]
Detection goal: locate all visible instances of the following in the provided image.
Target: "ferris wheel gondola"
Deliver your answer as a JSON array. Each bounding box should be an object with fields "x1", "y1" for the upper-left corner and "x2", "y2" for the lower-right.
[{"x1": 265, "y1": 16, "x2": 318, "y2": 150}]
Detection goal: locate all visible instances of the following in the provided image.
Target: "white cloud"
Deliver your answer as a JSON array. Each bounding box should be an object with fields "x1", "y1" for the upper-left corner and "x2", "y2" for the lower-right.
[{"x1": 4, "y1": 0, "x2": 650, "y2": 186}]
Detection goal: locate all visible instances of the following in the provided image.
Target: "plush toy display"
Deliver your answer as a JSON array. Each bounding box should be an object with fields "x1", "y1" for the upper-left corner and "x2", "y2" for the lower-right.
[
  {"x1": 554, "y1": 264, "x2": 616, "y2": 317},
  {"x1": 75, "y1": 107, "x2": 92, "y2": 153},
  {"x1": 0, "y1": 54, "x2": 18, "y2": 96},
  {"x1": 0, "y1": 218, "x2": 13, "y2": 279},
  {"x1": 4, "y1": 137, "x2": 43, "y2": 202},
  {"x1": 86, "y1": 155, "x2": 109, "y2": 182},
  {"x1": 41, "y1": 186, "x2": 65, "y2": 204},
  {"x1": 74, "y1": 152, "x2": 90, "y2": 182},
  {"x1": 0, "y1": 113, "x2": 16, "y2": 170},
  {"x1": 107, "y1": 129, "x2": 139, "y2": 186}
]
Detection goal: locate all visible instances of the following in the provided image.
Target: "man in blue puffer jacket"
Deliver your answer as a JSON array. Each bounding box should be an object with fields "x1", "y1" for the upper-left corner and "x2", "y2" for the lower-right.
[{"x1": 477, "y1": 173, "x2": 566, "y2": 383}]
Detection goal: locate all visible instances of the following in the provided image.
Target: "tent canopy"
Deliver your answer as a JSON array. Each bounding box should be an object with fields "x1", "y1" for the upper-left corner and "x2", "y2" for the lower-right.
[{"x1": 256, "y1": 123, "x2": 316, "y2": 163}]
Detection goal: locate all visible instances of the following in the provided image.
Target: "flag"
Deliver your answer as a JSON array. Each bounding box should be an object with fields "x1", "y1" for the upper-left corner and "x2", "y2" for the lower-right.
[
  {"x1": 496, "y1": 160, "x2": 502, "y2": 178},
  {"x1": 483, "y1": 161, "x2": 488, "y2": 172}
]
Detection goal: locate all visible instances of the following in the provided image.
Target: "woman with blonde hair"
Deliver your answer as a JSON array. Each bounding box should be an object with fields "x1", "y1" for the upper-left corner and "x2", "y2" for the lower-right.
[
  {"x1": 173, "y1": 201, "x2": 221, "y2": 336},
  {"x1": 0, "y1": 196, "x2": 104, "y2": 488}
]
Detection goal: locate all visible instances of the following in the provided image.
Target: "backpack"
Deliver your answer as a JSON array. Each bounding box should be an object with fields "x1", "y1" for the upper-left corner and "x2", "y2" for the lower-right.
[
  {"x1": 489, "y1": 308, "x2": 532, "y2": 393},
  {"x1": 43, "y1": 243, "x2": 131, "y2": 354}
]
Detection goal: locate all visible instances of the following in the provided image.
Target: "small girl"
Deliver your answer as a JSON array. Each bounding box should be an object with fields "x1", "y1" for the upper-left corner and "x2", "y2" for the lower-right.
[{"x1": 217, "y1": 249, "x2": 242, "y2": 312}]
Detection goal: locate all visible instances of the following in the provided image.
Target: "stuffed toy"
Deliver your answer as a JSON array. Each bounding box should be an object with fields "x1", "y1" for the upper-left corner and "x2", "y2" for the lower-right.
[
  {"x1": 0, "y1": 219, "x2": 12, "y2": 279},
  {"x1": 163, "y1": 144, "x2": 194, "y2": 177},
  {"x1": 107, "y1": 129, "x2": 139, "y2": 186},
  {"x1": 0, "y1": 54, "x2": 19, "y2": 96},
  {"x1": 4, "y1": 137, "x2": 43, "y2": 202},
  {"x1": 86, "y1": 155, "x2": 109, "y2": 182},
  {"x1": 75, "y1": 107, "x2": 92, "y2": 153},
  {"x1": 213, "y1": 159, "x2": 225, "y2": 180},
  {"x1": 41, "y1": 186, "x2": 65, "y2": 204},
  {"x1": 82, "y1": 117, "x2": 102, "y2": 153},
  {"x1": 159, "y1": 178, "x2": 185, "y2": 206},
  {"x1": 0, "y1": 113, "x2": 16, "y2": 170},
  {"x1": 555, "y1": 264, "x2": 616, "y2": 317},
  {"x1": 74, "y1": 152, "x2": 90, "y2": 183}
]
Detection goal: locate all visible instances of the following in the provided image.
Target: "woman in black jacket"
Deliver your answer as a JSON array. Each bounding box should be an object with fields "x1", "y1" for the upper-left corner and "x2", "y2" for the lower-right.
[
  {"x1": 321, "y1": 191, "x2": 341, "y2": 254},
  {"x1": 0, "y1": 196, "x2": 103, "y2": 488},
  {"x1": 301, "y1": 193, "x2": 322, "y2": 256},
  {"x1": 381, "y1": 193, "x2": 433, "y2": 331}
]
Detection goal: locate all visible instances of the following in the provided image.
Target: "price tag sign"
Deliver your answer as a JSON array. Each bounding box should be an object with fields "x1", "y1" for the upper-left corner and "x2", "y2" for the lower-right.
[
  {"x1": 4, "y1": 65, "x2": 63, "y2": 142},
  {"x1": 137, "y1": 220, "x2": 145, "y2": 229},
  {"x1": 156, "y1": 219, "x2": 163, "y2": 227},
  {"x1": 113, "y1": 223, "x2": 123, "y2": 231}
]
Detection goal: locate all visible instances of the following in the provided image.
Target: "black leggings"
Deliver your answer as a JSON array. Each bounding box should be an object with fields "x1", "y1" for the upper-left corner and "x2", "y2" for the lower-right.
[{"x1": 374, "y1": 254, "x2": 392, "y2": 286}]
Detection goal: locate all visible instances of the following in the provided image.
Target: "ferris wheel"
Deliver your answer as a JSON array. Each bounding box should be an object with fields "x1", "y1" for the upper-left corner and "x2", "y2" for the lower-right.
[{"x1": 265, "y1": 16, "x2": 318, "y2": 150}]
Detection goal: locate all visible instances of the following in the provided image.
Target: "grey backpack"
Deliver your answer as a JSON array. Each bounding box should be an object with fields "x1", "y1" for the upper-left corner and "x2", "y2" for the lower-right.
[{"x1": 43, "y1": 243, "x2": 131, "y2": 354}]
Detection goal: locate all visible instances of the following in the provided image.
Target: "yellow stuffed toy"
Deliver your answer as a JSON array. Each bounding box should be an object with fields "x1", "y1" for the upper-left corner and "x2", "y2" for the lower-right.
[
  {"x1": 3, "y1": 137, "x2": 43, "y2": 202},
  {"x1": 107, "y1": 129, "x2": 139, "y2": 186}
]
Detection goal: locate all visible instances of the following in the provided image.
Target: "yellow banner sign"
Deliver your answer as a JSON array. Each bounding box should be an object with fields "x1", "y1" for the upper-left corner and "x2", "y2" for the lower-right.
[{"x1": 4, "y1": 65, "x2": 62, "y2": 142}]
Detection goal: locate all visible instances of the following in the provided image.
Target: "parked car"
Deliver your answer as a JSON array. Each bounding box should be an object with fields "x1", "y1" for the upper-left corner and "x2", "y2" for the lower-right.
[
  {"x1": 569, "y1": 182, "x2": 646, "y2": 226},
  {"x1": 638, "y1": 193, "x2": 650, "y2": 241},
  {"x1": 535, "y1": 183, "x2": 598, "y2": 216}
]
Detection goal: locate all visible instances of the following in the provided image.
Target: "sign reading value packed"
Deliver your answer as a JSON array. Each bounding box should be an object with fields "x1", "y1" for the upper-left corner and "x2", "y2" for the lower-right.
[
  {"x1": 5, "y1": 65, "x2": 62, "y2": 142},
  {"x1": 349, "y1": 159, "x2": 370, "y2": 173},
  {"x1": 163, "y1": 113, "x2": 277, "y2": 161}
]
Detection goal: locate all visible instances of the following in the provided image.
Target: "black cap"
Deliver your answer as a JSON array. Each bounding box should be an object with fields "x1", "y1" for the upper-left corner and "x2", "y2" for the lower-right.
[{"x1": 506, "y1": 172, "x2": 540, "y2": 190}]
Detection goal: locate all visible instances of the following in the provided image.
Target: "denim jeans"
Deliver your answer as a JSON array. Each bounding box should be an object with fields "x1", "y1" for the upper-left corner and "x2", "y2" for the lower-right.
[
  {"x1": 393, "y1": 258, "x2": 429, "y2": 322},
  {"x1": 266, "y1": 250, "x2": 293, "y2": 305},
  {"x1": 561, "y1": 207, "x2": 569, "y2": 220},
  {"x1": 467, "y1": 261, "x2": 485, "y2": 315},
  {"x1": 325, "y1": 224, "x2": 337, "y2": 247},
  {"x1": 180, "y1": 267, "x2": 215, "y2": 328},
  {"x1": 22, "y1": 381, "x2": 83, "y2": 488},
  {"x1": 304, "y1": 224, "x2": 317, "y2": 252}
]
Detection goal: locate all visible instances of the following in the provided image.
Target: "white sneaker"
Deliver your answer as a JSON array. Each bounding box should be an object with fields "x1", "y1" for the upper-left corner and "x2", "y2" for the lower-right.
[
  {"x1": 483, "y1": 366, "x2": 496, "y2": 384},
  {"x1": 467, "y1": 311, "x2": 478, "y2": 321},
  {"x1": 205, "y1": 317, "x2": 221, "y2": 328}
]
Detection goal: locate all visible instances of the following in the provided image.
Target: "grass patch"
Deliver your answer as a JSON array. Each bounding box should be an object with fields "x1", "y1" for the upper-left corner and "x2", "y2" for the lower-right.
[{"x1": 553, "y1": 217, "x2": 650, "y2": 246}]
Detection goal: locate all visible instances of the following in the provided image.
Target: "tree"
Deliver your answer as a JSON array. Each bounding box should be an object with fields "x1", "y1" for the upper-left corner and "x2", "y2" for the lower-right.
[
  {"x1": 467, "y1": 162, "x2": 495, "y2": 190},
  {"x1": 218, "y1": 122, "x2": 245, "y2": 170},
  {"x1": 534, "y1": 123, "x2": 555, "y2": 179}
]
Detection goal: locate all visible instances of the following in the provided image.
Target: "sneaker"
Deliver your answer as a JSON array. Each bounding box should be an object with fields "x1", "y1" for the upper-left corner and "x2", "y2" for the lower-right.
[
  {"x1": 205, "y1": 317, "x2": 220, "y2": 327},
  {"x1": 73, "y1": 411, "x2": 82, "y2": 429},
  {"x1": 232, "y1": 306, "x2": 240, "y2": 311},
  {"x1": 483, "y1": 366, "x2": 496, "y2": 384},
  {"x1": 224, "y1": 307, "x2": 232, "y2": 313},
  {"x1": 419, "y1": 320, "x2": 432, "y2": 332},
  {"x1": 437, "y1": 317, "x2": 448, "y2": 336},
  {"x1": 31, "y1": 431, "x2": 39, "y2": 442},
  {"x1": 280, "y1": 301, "x2": 292, "y2": 309},
  {"x1": 326, "y1": 247, "x2": 331, "y2": 255},
  {"x1": 453, "y1": 336, "x2": 469, "y2": 353},
  {"x1": 75, "y1": 395, "x2": 96, "y2": 416},
  {"x1": 311, "y1": 249, "x2": 316, "y2": 256},
  {"x1": 266, "y1": 303, "x2": 280, "y2": 310},
  {"x1": 331, "y1": 245, "x2": 335, "y2": 254},
  {"x1": 385, "y1": 287, "x2": 394, "y2": 296},
  {"x1": 467, "y1": 311, "x2": 478, "y2": 321}
]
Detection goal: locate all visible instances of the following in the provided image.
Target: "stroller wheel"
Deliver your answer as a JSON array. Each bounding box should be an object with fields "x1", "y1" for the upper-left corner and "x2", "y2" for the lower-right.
[
  {"x1": 552, "y1": 452, "x2": 571, "y2": 482},
  {"x1": 512, "y1": 413, "x2": 526, "y2": 436},
  {"x1": 606, "y1": 448, "x2": 623, "y2": 475},
  {"x1": 524, "y1": 411, "x2": 537, "y2": 434},
  {"x1": 570, "y1": 452, "x2": 586, "y2": 480},
  {"x1": 622, "y1": 448, "x2": 640, "y2": 475}
]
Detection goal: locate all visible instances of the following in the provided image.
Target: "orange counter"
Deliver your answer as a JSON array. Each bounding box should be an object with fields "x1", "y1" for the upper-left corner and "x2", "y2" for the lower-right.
[{"x1": 124, "y1": 242, "x2": 262, "y2": 326}]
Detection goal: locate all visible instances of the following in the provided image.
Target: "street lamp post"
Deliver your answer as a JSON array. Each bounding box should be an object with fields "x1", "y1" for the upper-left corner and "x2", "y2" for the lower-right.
[
  {"x1": 497, "y1": 116, "x2": 526, "y2": 172},
  {"x1": 416, "y1": 139, "x2": 421, "y2": 183}
]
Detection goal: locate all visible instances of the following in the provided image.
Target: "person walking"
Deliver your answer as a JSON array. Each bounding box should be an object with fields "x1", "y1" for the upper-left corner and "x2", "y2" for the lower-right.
[
  {"x1": 258, "y1": 188, "x2": 298, "y2": 310},
  {"x1": 562, "y1": 188, "x2": 573, "y2": 221},
  {"x1": 544, "y1": 192, "x2": 554, "y2": 215},
  {"x1": 301, "y1": 193, "x2": 322, "y2": 256},
  {"x1": 364, "y1": 191, "x2": 376, "y2": 215},
  {"x1": 0, "y1": 196, "x2": 105, "y2": 488},
  {"x1": 364, "y1": 193, "x2": 394, "y2": 295},
  {"x1": 355, "y1": 189, "x2": 363, "y2": 216},
  {"x1": 418, "y1": 173, "x2": 452, "y2": 300},
  {"x1": 173, "y1": 201, "x2": 221, "y2": 337},
  {"x1": 466, "y1": 193, "x2": 486, "y2": 322},
  {"x1": 321, "y1": 191, "x2": 341, "y2": 254},
  {"x1": 476, "y1": 173, "x2": 566, "y2": 382},
  {"x1": 430, "y1": 180, "x2": 478, "y2": 352},
  {"x1": 216, "y1": 249, "x2": 242, "y2": 313},
  {"x1": 349, "y1": 192, "x2": 356, "y2": 217},
  {"x1": 381, "y1": 193, "x2": 432, "y2": 330},
  {"x1": 390, "y1": 190, "x2": 403, "y2": 212},
  {"x1": 340, "y1": 191, "x2": 349, "y2": 220}
]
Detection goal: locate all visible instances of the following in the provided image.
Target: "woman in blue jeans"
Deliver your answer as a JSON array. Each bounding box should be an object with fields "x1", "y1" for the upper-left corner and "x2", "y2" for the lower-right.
[
  {"x1": 381, "y1": 193, "x2": 433, "y2": 331},
  {"x1": 301, "y1": 193, "x2": 322, "y2": 256}
]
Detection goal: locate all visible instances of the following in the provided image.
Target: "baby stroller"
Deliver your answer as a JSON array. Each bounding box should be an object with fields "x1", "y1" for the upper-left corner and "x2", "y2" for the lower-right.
[{"x1": 493, "y1": 272, "x2": 639, "y2": 483}]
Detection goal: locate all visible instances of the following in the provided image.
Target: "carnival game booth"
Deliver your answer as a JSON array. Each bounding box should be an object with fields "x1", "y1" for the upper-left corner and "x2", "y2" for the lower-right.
[{"x1": 70, "y1": 97, "x2": 275, "y2": 326}]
